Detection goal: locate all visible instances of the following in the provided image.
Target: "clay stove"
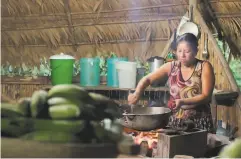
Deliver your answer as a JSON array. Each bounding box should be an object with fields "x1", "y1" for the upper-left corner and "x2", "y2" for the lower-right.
[
  {"x1": 156, "y1": 128, "x2": 207, "y2": 158},
  {"x1": 124, "y1": 127, "x2": 207, "y2": 158}
]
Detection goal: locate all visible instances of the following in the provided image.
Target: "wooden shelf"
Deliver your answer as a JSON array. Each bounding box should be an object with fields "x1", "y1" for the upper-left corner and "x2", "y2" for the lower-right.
[
  {"x1": 43, "y1": 84, "x2": 169, "y2": 92},
  {"x1": 1, "y1": 76, "x2": 50, "y2": 85}
]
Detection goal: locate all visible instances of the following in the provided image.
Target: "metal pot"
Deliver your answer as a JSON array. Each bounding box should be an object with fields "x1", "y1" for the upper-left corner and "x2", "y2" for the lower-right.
[
  {"x1": 147, "y1": 56, "x2": 165, "y2": 73},
  {"x1": 147, "y1": 56, "x2": 166, "y2": 87},
  {"x1": 120, "y1": 105, "x2": 172, "y2": 131}
]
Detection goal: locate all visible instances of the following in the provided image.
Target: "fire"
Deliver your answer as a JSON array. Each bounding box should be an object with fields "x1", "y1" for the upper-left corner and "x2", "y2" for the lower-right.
[
  {"x1": 124, "y1": 127, "x2": 158, "y2": 149},
  {"x1": 133, "y1": 132, "x2": 158, "y2": 149}
]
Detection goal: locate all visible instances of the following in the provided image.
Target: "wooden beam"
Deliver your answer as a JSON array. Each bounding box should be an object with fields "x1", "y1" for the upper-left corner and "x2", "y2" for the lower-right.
[
  {"x1": 194, "y1": 8, "x2": 241, "y2": 107},
  {"x1": 1, "y1": 3, "x2": 188, "y2": 18},
  {"x1": 63, "y1": 0, "x2": 77, "y2": 51},
  {"x1": 161, "y1": 33, "x2": 174, "y2": 58},
  {"x1": 189, "y1": 0, "x2": 198, "y2": 8},
  {"x1": 189, "y1": 0, "x2": 198, "y2": 21},
  {"x1": 2, "y1": 16, "x2": 182, "y2": 31},
  {"x1": 2, "y1": 37, "x2": 168, "y2": 47}
]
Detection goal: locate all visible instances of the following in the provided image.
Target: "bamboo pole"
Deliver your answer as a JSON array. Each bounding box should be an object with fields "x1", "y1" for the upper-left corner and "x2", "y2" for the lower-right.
[
  {"x1": 194, "y1": 8, "x2": 241, "y2": 107},
  {"x1": 2, "y1": 16, "x2": 182, "y2": 31},
  {"x1": 2, "y1": 37, "x2": 168, "y2": 47},
  {"x1": 161, "y1": 33, "x2": 174, "y2": 58},
  {"x1": 1, "y1": 3, "x2": 188, "y2": 18},
  {"x1": 2, "y1": 12, "x2": 181, "y2": 21},
  {"x1": 1, "y1": 0, "x2": 239, "y2": 19},
  {"x1": 64, "y1": 0, "x2": 77, "y2": 51}
]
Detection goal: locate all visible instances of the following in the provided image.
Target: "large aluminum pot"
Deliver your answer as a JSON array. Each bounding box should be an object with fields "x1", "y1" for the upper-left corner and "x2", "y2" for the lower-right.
[{"x1": 120, "y1": 105, "x2": 172, "y2": 131}]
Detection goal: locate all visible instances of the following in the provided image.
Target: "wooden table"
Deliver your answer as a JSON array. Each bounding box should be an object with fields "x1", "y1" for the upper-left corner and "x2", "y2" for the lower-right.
[{"x1": 1, "y1": 137, "x2": 140, "y2": 158}]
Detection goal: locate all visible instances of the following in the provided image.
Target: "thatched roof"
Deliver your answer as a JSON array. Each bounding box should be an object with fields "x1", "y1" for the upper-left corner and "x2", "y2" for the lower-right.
[{"x1": 1, "y1": 0, "x2": 241, "y2": 62}]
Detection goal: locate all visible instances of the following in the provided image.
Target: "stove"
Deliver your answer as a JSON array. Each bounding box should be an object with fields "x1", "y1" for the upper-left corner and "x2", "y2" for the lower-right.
[
  {"x1": 156, "y1": 128, "x2": 207, "y2": 158},
  {"x1": 124, "y1": 127, "x2": 207, "y2": 158}
]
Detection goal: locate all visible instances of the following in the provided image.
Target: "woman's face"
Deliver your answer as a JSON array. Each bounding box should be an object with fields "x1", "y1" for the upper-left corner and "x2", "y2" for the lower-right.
[{"x1": 176, "y1": 41, "x2": 197, "y2": 65}]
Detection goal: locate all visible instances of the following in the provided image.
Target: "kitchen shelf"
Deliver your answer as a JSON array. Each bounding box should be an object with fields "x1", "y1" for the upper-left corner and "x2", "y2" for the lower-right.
[{"x1": 43, "y1": 84, "x2": 169, "y2": 92}]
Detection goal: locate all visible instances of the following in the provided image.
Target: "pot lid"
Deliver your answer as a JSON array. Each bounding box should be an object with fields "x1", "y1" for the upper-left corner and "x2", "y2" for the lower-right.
[{"x1": 49, "y1": 53, "x2": 75, "y2": 59}]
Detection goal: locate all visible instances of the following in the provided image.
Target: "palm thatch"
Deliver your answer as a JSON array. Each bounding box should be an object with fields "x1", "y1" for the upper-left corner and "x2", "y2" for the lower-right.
[{"x1": 1, "y1": 0, "x2": 241, "y2": 65}]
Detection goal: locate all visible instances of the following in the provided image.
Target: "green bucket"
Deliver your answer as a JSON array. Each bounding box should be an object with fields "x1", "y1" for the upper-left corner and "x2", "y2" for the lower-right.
[{"x1": 50, "y1": 53, "x2": 75, "y2": 85}]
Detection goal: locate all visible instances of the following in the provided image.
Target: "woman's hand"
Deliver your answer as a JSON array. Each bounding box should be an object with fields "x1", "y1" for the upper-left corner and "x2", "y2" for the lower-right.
[
  {"x1": 128, "y1": 92, "x2": 140, "y2": 105},
  {"x1": 174, "y1": 99, "x2": 184, "y2": 110}
]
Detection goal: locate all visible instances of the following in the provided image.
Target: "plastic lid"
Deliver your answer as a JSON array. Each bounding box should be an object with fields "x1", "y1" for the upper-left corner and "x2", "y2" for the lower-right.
[{"x1": 49, "y1": 53, "x2": 75, "y2": 59}]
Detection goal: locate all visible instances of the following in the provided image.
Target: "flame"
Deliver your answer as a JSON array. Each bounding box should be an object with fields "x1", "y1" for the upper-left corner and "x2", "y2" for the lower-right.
[{"x1": 124, "y1": 127, "x2": 158, "y2": 149}]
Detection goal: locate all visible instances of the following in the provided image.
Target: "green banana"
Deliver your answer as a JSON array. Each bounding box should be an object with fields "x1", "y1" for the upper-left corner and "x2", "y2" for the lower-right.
[
  {"x1": 18, "y1": 97, "x2": 31, "y2": 117},
  {"x1": 48, "y1": 84, "x2": 89, "y2": 99},
  {"x1": 1, "y1": 118, "x2": 33, "y2": 137},
  {"x1": 30, "y1": 90, "x2": 48, "y2": 118},
  {"x1": 21, "y1": 131, "x2": 82, "y2": 143},
  {"x1": 1, "y1": 103, "x2": 24, "y2": 118},
  {"x1": 47, "y1": 97, "x2": 85, "y2": 108},
  {"x1": 33, "y1": 119, "x2": 86, "y2": 134},
  {"x1": 88, "y1": 92, "x2": 110, "y2": 104},
  {"x1": 49, "y1": 104, "x2": 81, "y2": 119}
]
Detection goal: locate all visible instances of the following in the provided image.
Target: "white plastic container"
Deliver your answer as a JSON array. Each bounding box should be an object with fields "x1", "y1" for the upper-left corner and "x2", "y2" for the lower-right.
[{"x1": 116, "y1": 61, "x2": 137, "y2": 89}]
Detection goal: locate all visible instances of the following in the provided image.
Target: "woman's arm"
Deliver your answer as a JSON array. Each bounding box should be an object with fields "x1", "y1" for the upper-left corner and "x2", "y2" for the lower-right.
[
  {"x1": 128, "y1": 62, "x2": 171, "y2": 104},
  {"x1": 177, "y1": 61, "x2": 215, "y2": 108}
]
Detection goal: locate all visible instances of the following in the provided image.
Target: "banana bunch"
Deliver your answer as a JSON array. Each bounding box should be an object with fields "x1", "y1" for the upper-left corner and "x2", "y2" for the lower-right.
[{"x1": 1, "y1": 84, "x2": 127, "y2": 145}]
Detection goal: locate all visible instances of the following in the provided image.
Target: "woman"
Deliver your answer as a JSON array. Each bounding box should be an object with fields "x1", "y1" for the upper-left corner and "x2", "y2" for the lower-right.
[{"x1": 128, "y1": 33, "x2": 215, "y2": 132}]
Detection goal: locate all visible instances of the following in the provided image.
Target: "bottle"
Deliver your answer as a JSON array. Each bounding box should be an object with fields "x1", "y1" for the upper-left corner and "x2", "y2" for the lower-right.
[{"x1": 216, "y1": 120, "x2": 227, "y2": 136}]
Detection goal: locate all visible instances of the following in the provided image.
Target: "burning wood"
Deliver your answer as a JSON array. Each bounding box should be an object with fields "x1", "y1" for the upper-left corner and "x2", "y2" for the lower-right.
[{"x1": 124, "y1": 127, "x2": 159, "y2": 157}]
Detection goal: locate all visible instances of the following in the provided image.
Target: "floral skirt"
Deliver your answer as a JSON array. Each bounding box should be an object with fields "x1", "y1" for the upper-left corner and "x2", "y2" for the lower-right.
[{"x1": 168, "y1": 110, "x2": 215, "y2": 133}]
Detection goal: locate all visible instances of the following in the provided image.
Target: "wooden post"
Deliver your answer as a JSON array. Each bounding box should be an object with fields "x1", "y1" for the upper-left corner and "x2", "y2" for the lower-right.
[
  {"x1": 189, "y1": 0, "x2": 198, "y2": 21},
  {"x1": 161, "y1": 33, "x2": 174, "y2": 58},
  {"x1": 189, "y1": 0, "x2": 198, "y2": 8},
  {"x1": 64, "y1": 0, "x2": 77, "y2": 51}
]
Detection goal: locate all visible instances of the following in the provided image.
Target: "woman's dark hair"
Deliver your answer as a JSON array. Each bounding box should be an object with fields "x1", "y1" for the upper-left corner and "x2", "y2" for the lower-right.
[{"x1": 171, "y1": 33, "x2": 198, "y2": 53}]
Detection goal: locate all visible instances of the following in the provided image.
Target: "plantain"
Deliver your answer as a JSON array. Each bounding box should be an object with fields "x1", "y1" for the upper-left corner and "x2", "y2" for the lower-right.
[
  {"x1": 49, "y1": 104, "x2": 81, "y2": 120},
  {"x1": 1, "y1": 103, "x2": 24, "y2": 118},
  {"x1": 33, "y1": 119, "x2": 86, "y2": 134},
  {"x1": 30, "y1": 90, "x2": 49, "y2": 118},
  {"x1": 47, "y1": 97, "x2": 86, "y2": 109},
  {"x1": 20, "y1": 131, "x2": 82, "y2": 143},
  {"x1": 1, "y1": 118, "x2": 33, "y2": 137},
  {"x1": 48, "y1": 84, "x2": 89, "y2": 99},
  {"x1": 18, "y1": 97, "x2": 31, "y2": 117}
]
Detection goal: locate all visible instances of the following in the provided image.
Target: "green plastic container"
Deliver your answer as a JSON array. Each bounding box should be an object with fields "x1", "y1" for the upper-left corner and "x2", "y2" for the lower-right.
[
  {"x1": 80, "y1": 58, "x2": 100, "y2": 86},
  {"x1": 50, "y1": 53, "x2": 75, "y2": 85}
]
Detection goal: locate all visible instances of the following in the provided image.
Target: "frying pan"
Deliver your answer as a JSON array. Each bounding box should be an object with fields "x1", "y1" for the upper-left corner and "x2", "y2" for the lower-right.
[{"x1": 120, "y1": 104, "x2": 172, "y2": 131}]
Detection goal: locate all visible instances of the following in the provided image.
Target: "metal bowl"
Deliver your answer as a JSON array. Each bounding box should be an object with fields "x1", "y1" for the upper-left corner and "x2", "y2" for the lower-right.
[{"x1": 121, "y1": 106, "x2": 172, "y2": 131}]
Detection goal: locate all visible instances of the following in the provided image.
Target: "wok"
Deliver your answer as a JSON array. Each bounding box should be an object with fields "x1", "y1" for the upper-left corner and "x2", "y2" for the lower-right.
[{"x1": 120, "y1": 105, "x2": 172, "y2": 131}]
